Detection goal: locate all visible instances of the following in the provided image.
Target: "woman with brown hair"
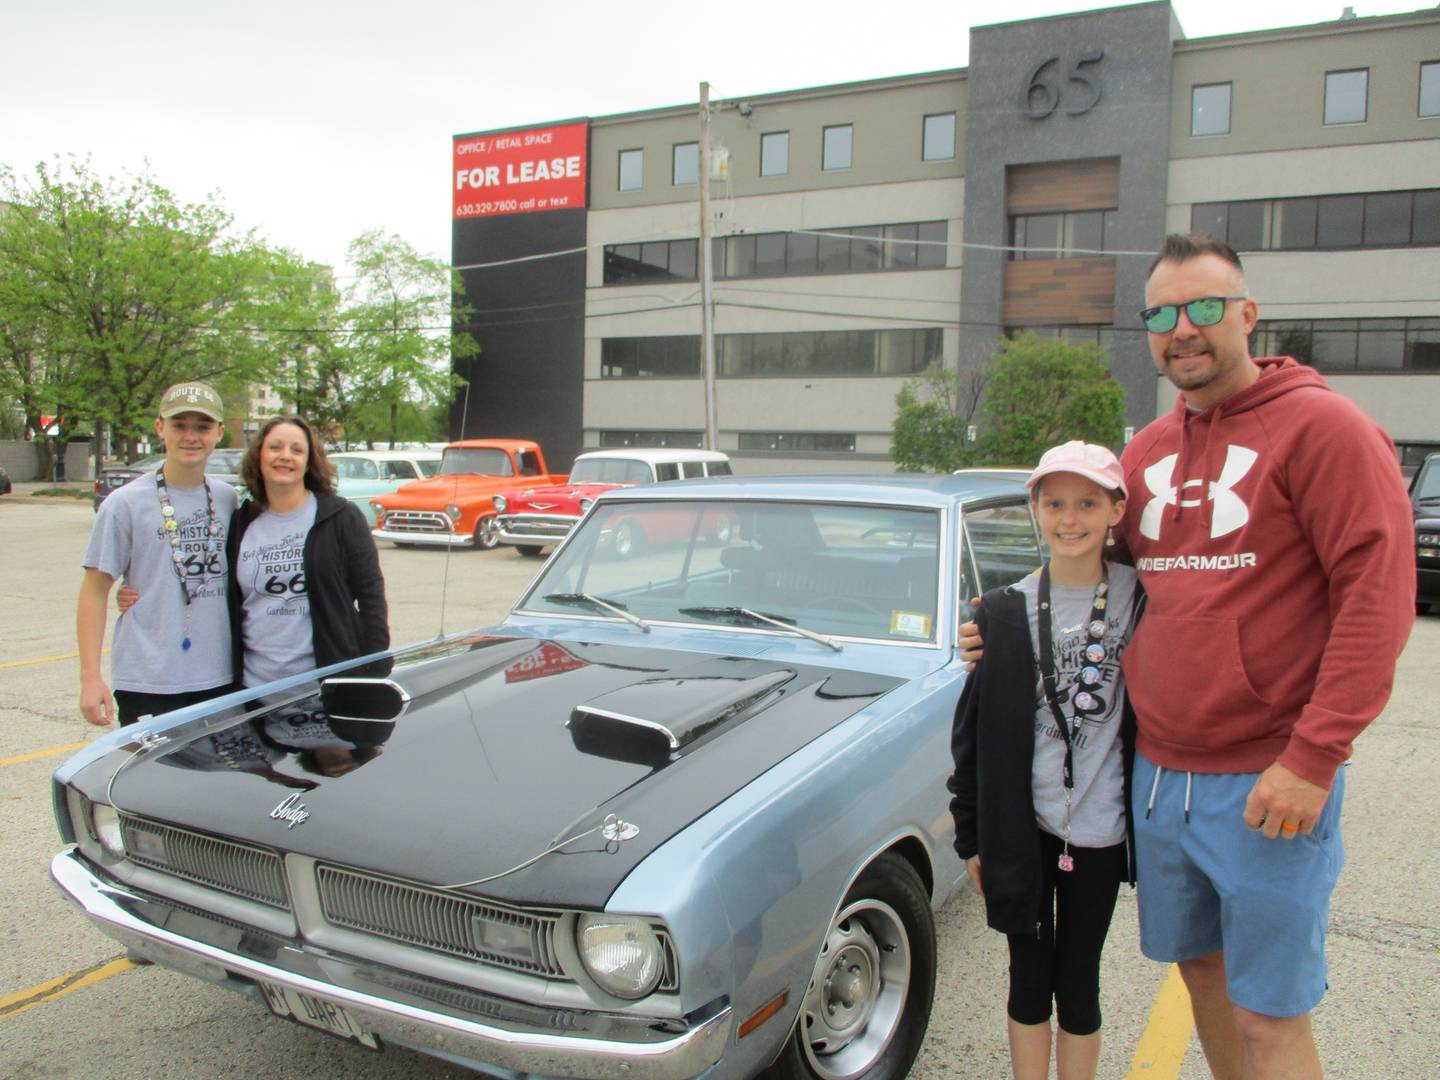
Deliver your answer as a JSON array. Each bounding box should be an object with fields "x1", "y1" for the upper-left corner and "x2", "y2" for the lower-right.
[{"x1": 227, "y1": 417, "x2": 388, "y2": 689}]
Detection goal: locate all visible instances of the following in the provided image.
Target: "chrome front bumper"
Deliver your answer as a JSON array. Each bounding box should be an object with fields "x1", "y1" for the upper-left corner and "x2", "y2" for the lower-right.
[
  {"x1": 372, "y1": 528, "x2": 472, "y2": 547},
  {"x1": 496, "y1": 514, "x2": 579, "y2": 546},
  {"x1": 51, "y1": 850, "x2": 731, "y2": 1080}
]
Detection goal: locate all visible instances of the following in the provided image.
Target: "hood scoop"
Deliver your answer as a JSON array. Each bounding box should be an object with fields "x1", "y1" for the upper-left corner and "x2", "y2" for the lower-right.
[{"x1": 568, "y1": 658, "x2": 796, "y2": 767}]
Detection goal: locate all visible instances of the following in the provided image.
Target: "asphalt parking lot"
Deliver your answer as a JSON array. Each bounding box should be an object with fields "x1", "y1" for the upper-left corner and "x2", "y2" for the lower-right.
[{"x1": 2, "y1": 492, "x2": 1437, "y2": 1079}]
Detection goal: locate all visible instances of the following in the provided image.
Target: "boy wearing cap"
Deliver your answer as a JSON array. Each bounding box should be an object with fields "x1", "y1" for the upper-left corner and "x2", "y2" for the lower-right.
[
  {"x1": 77, "y1": 382, "x2": 239, "y2": 727},
  {"x1": 949, "y1": 441, "x2": 1142, "y2": 1080}
]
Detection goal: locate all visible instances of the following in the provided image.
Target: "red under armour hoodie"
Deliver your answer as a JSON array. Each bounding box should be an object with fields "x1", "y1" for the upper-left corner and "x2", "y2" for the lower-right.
[{"x1": 1119, "y1": 357, "x2": 1415, "y2": 788}]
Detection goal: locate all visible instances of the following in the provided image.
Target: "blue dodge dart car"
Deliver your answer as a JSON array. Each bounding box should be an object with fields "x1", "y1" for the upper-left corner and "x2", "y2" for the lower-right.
[{"x1": 49, "y1": 473, "x2": 1046, "y2": 1079}]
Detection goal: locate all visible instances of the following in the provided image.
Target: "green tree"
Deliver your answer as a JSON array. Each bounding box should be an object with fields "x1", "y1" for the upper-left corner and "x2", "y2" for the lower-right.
[
  {"x1": 0, "y1": 158, "x2": 314, "y2": 474},
  {"x1": 975, "y1": 332, "x2": 1126, "y2": 465},
  {"x1": 890, "y1": 363, "x2": 988, "y2": 472},
  {"x1": 340, "y1": 230, "x2": 475, "y2": 448}
]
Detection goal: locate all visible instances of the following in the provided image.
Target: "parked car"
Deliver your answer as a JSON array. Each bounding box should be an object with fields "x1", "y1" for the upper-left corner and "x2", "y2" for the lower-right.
[
  {"x1": 370, "y1": 439, "x2": 566, "y2": 550},
  {"x1": 331, "y1": 450, "x2": 442, "y2": 525},
  {"x1": 496, "y1": 448, "x2": 733, "y2": 557},
  {"x1": 92, "y1": 448, "x2": 246, "y2": 510},
  {"x1": 49, "y1": 473, "x2": 1047, "y2": 1079},
  {"x1": 1411, "y1": 452, "x2": 1440, "y2": 614}
]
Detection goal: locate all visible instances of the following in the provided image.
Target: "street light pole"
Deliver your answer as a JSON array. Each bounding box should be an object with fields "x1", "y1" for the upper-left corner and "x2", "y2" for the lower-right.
[{"x1": 698, "y1": 81, "x2": 719, "y2": 452}]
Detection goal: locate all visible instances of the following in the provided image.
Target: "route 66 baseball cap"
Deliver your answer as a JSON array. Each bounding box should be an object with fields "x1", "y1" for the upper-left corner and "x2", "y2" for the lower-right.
[
  {"x1": 1026, "y1": 440, "x2": 1127, "y2": 498},
  {"x1": 159, "y1": 381, "x2": 224, "y2": 422}
]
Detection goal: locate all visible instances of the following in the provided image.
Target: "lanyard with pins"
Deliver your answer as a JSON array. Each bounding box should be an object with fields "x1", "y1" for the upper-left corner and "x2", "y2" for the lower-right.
[
  {"x1": 1037, "y1": 564, "x2": 1110, "y2": 873},
  {"x1": 154, "y1": 467, "x2": 222, "y2": 651}
]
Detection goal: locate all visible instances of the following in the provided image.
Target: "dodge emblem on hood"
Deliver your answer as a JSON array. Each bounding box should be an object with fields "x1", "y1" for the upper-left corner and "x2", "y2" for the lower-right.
[{"x1": 269, "y1": 793, "x2": 310, "y2": 829}]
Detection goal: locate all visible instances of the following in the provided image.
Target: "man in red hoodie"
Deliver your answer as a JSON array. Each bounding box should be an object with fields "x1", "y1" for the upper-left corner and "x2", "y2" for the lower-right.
[{"x1": 1120, "y1": 234, "x2": 1414, "y2": 1078}]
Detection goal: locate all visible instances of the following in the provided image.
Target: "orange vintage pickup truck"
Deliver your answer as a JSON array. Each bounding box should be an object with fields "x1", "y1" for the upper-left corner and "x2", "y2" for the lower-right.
[{"x1": 369, "y1": 439, "x2": 566, "y2": 549}]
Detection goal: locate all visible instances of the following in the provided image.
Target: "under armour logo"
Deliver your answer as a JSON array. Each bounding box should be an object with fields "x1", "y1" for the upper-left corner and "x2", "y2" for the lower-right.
[{"x1": 1139, "y1": 445, "x2": 1257, "y2": 541}]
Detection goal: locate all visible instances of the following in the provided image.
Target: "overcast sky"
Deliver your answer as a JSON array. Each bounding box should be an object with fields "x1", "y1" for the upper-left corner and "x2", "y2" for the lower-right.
[{"x1": 2, "y1": 0, "x2": 1425, "y2": 275}]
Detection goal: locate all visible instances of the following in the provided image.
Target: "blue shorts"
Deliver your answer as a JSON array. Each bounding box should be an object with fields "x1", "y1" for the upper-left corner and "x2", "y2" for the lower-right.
[{"x1": 1131, "y1": 753, "x2": 1346, "y2": 1017}]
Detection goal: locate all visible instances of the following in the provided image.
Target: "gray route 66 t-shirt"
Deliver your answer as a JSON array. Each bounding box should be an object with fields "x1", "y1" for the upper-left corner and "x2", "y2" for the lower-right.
[
  {"x1": 237, "y1": 495, "x2": 318, "y2": 689},
  {"x1": 82, "y1": 472, "x2": 237, "y2": 693},
  {"x1": 1015, "y1": 562, "x2": 1141, "y2": 848}
]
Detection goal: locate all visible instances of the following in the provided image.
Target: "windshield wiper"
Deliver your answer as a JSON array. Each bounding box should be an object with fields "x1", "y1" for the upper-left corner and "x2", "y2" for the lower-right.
[
  {"x1": 543, "y1": 593, "x2": 649, "y2": 630},
  {"x1": 678, "y1": 606, "x2": 841, "y2": 652}
]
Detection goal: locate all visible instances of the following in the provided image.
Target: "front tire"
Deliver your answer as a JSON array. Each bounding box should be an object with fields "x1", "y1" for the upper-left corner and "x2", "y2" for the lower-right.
[
  {"x1": 472, "y1": 515, "x2": 500, "y2": 550},
  {"x1": 765, "y1": 853, "x2": 935, "y2": 1080},
  {"x1": 516, "y1": 545, "x2": 546, "y2": 558},
  {"x1": 613, "y1": 520, "x2": 644, "y2": 558}
]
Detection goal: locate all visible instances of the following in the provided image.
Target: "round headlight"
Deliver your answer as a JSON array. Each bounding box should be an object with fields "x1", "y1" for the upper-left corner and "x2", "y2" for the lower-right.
[
  {"x1": 576, "y1": 914, "x2": 664, "y2": 999},
  {"x1": 493, "y1": 495, "x2": 507, "y2": 513},
  {"x1": 444, "y1": 503, "x2": 462, "y2": 521},
  {"x1": 92, "y1": 803, "x2": 124, "y2": 856},
  {"x1": 579, "y1": 498, "x2": 594, "y2": 514}
]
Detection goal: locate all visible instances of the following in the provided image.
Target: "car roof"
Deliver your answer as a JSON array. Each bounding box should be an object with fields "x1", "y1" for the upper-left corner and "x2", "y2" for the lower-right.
[
  {"x1": 574, "y1": 449, "x2": 730, "y2": 465},
  {"x1": 331, "y1": 450, "x2": 441, "y2": 462},
  {"x1": 594, "y1": 471, "x2": 1029, "y2": 508}
]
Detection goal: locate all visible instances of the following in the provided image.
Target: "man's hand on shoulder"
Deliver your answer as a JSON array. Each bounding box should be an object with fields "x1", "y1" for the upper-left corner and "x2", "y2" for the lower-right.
[{"x1": 1243, "y1": 762, "x2": 1330, "y2": 840}]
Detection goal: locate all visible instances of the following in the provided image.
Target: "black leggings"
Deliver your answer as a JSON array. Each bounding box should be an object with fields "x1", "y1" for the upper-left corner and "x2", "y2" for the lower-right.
[
  {"x1": 1005, "y1": 830, "x2": 1126, "y2": 1036},
  {"x1": 113, "y1": 685, "x2": 233, "y2": 727}
]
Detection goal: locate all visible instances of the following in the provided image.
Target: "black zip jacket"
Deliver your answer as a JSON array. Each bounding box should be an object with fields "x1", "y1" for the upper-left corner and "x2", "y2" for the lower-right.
[
  {"x1": 946, "y1": 584, "x2": 1136, "y2": 936},
  {"x1": 227, "y1": 492, "x2": 390, "y2": 681}
]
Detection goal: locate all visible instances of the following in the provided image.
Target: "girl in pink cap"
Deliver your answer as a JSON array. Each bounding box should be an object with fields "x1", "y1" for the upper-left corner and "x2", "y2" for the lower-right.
[{"x1": 947, "y1": 441, "x2": 1143, "y2": 1080}]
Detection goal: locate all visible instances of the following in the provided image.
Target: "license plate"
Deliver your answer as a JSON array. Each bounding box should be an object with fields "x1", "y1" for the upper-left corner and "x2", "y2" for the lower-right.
[{"x1": 258, "y1": 980, "x2": 380, "y2": 1050}]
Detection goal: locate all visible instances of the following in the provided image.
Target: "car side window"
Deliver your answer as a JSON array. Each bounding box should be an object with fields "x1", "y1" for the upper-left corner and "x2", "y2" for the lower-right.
[
  {"x1": 518, "y1": 452, "x2": 541, "y2": 476},
  {"x1": 417, "y1": 459, "x2": 440, "y2": 477},
  {"x1": 384, "y1": 462, "x2": 417, "y2": 480},
  {"x1": 962, "y1": 499, "x2": 1043, "y2": 594},
  {"x1": 655, "y1": 463, "x2": 681, "y2": 482},
  {"x1": 706, "y1": 462, "x2": 733, "y2": 476},
  {"x1": 681, "y1": 461, "x2": 705, "y2": 479}
]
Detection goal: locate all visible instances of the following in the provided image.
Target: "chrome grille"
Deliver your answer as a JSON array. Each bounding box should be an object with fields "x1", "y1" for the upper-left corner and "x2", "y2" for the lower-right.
[
  {"x1": 505, "y1": 514, "x2": 577, "y2": 539},
  {"x1": 382, "y1": 510, "x2": 453, "y2": 534},
  {"x1": 316, "y1": 864, "x2": 564, "y2": 977},
  {"x1": 120, "y1": 816, "x2": 288, "y2": 908}
]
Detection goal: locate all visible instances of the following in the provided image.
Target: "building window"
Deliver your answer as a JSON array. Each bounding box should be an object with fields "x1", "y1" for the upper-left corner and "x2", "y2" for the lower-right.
[
  {"x1": 1421, "y1": 61, "x2": 1440, "y2": 118},
  {"x1": 760, "y1": 131, "x2": 789, "y2": 176},
  {"x1": 822, "y1": 124, "x2": 853, "y2": 171},
  {"x1": 1190, "y1": 189, "x2": 1440, "y2": 251},
  {"x1": 1009, "y1": 210, "x2": 1116, "y2": 258},
  {"x1": 600, "y1": 337, "x2": 702, "y2": 378},
  {"x1": 1324, "y1": 69, "x2": 1368, "y2": 125},
  {"x1": 618, "y1": 149, "x2": 644, "y2": 191},
  {"x1": 1191, "y1": 83, "x2": 1232, "y2": 136},
  {"x1": 738, "y1": 432, "x2": 857, "y2": 452},
  {"x1": 718, "y1": 328, "x2": 941, "y2": 377},
  {"x1": 922, "y1": 113, "x2": 956, "y2": 161},
  {"x1": 598, "y1": 430, "x2": 704, "y2": 449},
  {"x1": 1251, "y1": 318, "x2": 1440, "y2": 372},
  {"x1": 718, "y1": 221, "x2": 947, "y2": 278},
  {"x1": 672, "y1": 142, "x2": 699, "y2": 186},
  {"x1": 602, "y1": 239, "x2": 700, "y2": 285}
]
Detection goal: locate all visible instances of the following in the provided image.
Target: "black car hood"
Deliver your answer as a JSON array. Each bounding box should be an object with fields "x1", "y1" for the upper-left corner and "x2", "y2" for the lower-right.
[{"x1": 103, "y1": 634, "x2": 904, "y2": 907}]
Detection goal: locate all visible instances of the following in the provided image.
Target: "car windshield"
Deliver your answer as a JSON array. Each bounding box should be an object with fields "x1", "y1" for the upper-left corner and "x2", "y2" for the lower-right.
[
  {"x1": 440, "y1": 448, "x2": 513, "y2": 477},
  {"x1": 334, "y1": 457, "x2": 379, "y2": 480},
  {"x1": 1414, "y1": 460, "x2": 1440, "y2": 503},
  {"x1": 569, "y1": 458, "x2": 655, "y2": 484},
  {"x1": 118, "y1": 455, "x2": 166, "y2": 473},
  {"x1": 207, "y1": 449, "x2": 244, "y2": 473},
  {"x1": 518, "y1": 499, "x2": 941, "y2": 644}
]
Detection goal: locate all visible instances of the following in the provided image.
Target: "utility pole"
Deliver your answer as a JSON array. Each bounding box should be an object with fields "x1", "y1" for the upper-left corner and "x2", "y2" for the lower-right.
[{"x1": 698, "y1": 81, "x2": 719, "y2": 452}]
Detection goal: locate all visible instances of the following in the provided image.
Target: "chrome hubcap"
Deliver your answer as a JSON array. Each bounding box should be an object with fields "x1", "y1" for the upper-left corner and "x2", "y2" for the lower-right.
[{"x1": 799, "y1": 899, "x2": 910, "y2": 1080}]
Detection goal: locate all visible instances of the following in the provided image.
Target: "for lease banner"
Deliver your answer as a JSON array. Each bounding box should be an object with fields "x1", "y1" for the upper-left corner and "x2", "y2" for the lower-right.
[{"x1": 453, "y1": 122, "x2": 588, "y2": 219}]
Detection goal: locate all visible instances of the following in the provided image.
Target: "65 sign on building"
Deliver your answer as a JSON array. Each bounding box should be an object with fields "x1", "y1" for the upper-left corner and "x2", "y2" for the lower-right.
[{"x1": 453, "y1": 121, "x2": 588, "y2": 218}]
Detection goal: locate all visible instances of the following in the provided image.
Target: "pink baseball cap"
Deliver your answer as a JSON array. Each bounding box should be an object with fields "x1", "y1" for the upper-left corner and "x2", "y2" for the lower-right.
[{"x1": 1026, "y1": 440, "x2": 1127, "y2": 498}]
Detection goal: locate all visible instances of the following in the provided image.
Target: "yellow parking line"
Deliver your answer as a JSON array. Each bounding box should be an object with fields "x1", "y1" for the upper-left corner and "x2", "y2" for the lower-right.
[
  {"x1": 0, "y1": 741, "x2": 91, "y2": 769},
  {"x1": 1124, "y1": 963, "x2": 1194, "y2": 1078},
  {"x1": 0, "y1": 648, "x2": 107, "y2": 671},
  {"x1": 0, "y1": 956, "x2": 134, "y2": 1020}
]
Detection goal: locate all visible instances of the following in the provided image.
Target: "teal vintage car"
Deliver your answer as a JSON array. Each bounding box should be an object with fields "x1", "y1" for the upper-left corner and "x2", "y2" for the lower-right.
[{"x1": 331, "y1": 450, "x2": 441, "y2": 525}]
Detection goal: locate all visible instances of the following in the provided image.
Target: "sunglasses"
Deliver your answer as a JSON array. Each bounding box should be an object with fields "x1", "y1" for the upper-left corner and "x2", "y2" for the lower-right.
[{"x1": 1140, "y1": 295, "x2": 1247, "y2": 334}]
